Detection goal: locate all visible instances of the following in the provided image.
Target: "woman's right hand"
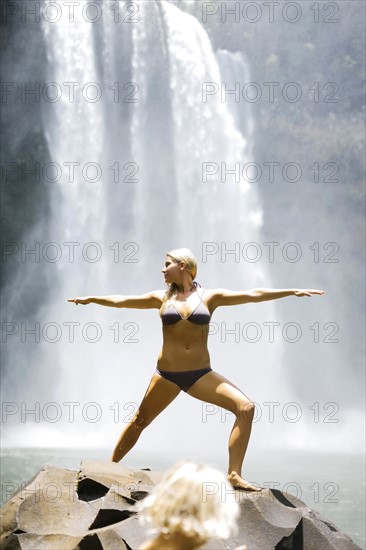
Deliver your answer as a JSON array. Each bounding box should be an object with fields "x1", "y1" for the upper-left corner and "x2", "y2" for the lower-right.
[{"x1": 67, "y1": 297, "x2": 91, "y2": 305}]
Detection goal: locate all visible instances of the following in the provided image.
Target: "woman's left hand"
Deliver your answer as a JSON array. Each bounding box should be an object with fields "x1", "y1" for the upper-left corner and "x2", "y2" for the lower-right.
[{"x1": 293, "y1": 289, "x2": 325, "y2": 297}]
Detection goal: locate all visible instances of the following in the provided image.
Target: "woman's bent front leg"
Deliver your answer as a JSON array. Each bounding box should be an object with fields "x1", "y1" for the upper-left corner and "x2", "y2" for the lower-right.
[
  {"x1": 111, "y1": 371, "x2": 181, "y2": 462},
  {"x1": 187, "y1": 370, "x2": 260, "y2": 491}
]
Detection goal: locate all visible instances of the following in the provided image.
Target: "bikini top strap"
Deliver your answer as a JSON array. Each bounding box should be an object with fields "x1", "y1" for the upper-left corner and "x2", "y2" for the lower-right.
[{"x1": 196, "y1": 286, "x2": 205, "y2": 302}]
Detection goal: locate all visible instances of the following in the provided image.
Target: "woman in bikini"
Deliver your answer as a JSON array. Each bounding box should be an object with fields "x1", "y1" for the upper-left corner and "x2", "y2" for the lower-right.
[{"x1": 68, "y1": 248, "x2": 324, "y2": 491}]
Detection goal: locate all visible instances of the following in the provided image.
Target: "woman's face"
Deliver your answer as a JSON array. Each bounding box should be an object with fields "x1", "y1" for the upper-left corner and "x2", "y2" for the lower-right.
[{"x1": 162, "y1": 255, "x2": 183, "y2": 284}]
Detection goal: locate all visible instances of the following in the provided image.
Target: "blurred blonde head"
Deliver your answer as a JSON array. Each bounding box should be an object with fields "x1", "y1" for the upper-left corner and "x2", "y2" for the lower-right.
[
  {"x1": 163, "y1": 248, "x2": 198, "y2": 304},
  {"x1": 137, "y1": 461, "x2": 240, "y2": 544}
]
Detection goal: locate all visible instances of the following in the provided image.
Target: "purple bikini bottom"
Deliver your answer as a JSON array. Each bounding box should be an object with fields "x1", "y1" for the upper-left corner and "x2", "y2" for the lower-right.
[{"x1": 156, "y1": 367, "x2": 212, "y2": 392}]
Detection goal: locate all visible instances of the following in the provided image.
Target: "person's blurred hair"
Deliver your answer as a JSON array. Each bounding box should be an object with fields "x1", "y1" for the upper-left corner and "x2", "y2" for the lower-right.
[{"x1": 137, "y1": 461, "x2": 240, "y2": 542}]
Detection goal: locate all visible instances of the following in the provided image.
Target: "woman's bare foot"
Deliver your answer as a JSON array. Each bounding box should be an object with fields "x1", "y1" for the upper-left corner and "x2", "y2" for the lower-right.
[{"x1": 228, "y1": 472, "x2": 262, "y2": 492}]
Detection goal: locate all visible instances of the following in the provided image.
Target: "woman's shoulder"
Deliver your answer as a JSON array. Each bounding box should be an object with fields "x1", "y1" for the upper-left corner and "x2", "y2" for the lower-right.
[
  {"x1": 152, "y1": 290, "x2": 167, "y2": 303},
  {"x1": 200, "y1": 288, "x2": 229, "y2": 308},
  {"x1": 200, "y1": 288, "x2": 221, "y2": 298},
  {"x1": 139, "y1": 290, "x2": 166, "y2": 308}
]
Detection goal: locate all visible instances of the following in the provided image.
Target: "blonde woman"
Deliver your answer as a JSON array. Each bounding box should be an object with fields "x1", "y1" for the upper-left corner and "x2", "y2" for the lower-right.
[
  {"x1": 136, "y1": 461, "x2": 244, "y2": 550},
  {"x1": 68, "y1": 248, "x2": 324, "y2": 491}
]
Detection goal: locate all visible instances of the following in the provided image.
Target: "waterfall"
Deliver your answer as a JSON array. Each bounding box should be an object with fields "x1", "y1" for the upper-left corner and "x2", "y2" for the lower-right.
[
  {"x1": 41, "y1": 3, "x2": 106, "y2": 240},
  {"x1": 216, "y1": 49, "x2": 255, "y2": 152},
  {"x1": 2, "y1": 0, "x2": 288, "y2": 455}
]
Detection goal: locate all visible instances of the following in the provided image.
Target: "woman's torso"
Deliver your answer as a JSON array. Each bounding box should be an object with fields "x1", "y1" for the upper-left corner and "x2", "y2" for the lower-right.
[{"x1": 157, "y1": 288, "x2": 212, "y2": 372}]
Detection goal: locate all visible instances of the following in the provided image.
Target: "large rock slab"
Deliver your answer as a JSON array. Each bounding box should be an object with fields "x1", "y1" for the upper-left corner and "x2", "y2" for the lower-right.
[{"x1": 0, "y1": 460, "x2": 361, "y2": 550}]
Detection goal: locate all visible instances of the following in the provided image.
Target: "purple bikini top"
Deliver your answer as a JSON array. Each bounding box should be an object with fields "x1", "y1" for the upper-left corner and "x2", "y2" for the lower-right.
[{"x1": 160, "y1": 289, "x2": 211, "y2": 326}]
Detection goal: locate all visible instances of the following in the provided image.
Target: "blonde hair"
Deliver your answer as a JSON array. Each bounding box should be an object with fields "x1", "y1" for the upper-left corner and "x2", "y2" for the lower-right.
[
  {"x1": 163, "y1": 248, "x2": 199, "y2": 305},
  {"x1": 137, "y1": 461, "x2": 240, "y2": 542}
]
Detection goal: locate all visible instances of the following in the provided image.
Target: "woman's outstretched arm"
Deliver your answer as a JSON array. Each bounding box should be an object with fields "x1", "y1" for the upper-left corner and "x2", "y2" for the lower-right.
[
  {"x1": 67, "y1": 290, "x2": 164, "y2": 309},
  {"x1": 208, "y1": 288, "x2": 324, "y2": 310}
]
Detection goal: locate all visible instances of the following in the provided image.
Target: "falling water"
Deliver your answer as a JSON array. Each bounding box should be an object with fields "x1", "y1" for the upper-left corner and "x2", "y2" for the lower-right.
[
  {"x1": 41, "y1": 4, "x2": 106, "y2": 241},
  {"x1": 2, "y1": 0, "x2": 300, "y2": 455}
]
